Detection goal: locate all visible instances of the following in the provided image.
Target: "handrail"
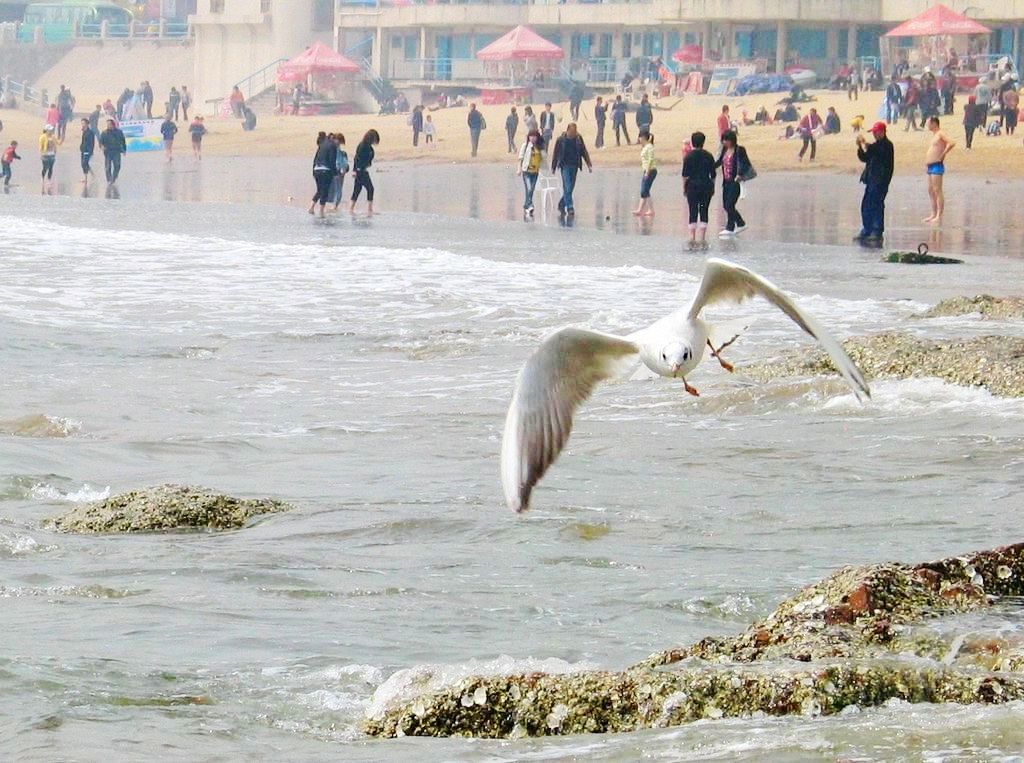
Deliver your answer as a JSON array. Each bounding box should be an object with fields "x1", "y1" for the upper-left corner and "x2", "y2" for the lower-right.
[{"x1": 234, "y1": 57, "x2": 288, "y2": 100}]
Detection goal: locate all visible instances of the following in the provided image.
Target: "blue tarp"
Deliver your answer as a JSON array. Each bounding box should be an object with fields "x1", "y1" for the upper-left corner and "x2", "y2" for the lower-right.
[{"x1": 731, "y1": 74, "x2": 794, "y2": 96}]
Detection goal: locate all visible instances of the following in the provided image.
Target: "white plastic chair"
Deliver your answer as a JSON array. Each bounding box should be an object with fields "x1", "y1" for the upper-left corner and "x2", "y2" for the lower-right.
[{"x1": 537, "y1": 175, "x2": 561, "y2": 219}]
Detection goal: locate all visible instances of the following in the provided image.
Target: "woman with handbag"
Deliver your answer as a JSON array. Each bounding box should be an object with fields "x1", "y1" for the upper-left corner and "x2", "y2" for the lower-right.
[{"x1": 715, "y1": 130, "x2": 753, "y2": 238}]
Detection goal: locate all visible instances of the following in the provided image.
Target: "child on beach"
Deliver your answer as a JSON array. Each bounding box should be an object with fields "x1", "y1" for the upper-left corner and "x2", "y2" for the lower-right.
[
  {"x1": 161, "y1": 115, "x2": 178, "y2": 162},
  {"x1": 350, "y1": 129, "x2": 379, "y2": 216},
  {"x1": 330, "y1": 132, "x2": 349, "y2": 212},
  {"x1": 423, "y1": 115, "x2": 436, "y2": 147},
  {"x1": 39, "y1": 124, "x2": 57, "y2": 192},
  {"x1": 632, "y1": 131, "x2": 657, "y2": 217},
  {"x1": 2, "y1": 140, "x2": 20, "y2": 187},
  {"x1": 189, "y1": 116, "x2": 207, "y2": 160}
]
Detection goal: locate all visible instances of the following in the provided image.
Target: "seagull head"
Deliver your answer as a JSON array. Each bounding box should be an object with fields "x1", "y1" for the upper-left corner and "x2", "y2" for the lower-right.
[{"x1": 661, "y1": 342, "x2": 693, "y2": 376}]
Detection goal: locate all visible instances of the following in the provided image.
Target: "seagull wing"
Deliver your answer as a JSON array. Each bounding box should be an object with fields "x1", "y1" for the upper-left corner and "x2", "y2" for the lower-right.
[
  {"x1": 686, "y1": 258, "x2": 871, "y2": 400},
  {"x1": 502, "y1": 327, "x2": 639, "y2": 513}
]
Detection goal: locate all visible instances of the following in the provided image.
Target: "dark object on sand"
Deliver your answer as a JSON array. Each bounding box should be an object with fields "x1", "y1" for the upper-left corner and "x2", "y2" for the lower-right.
[{"x1": 884, "y1": 243, "x2": 963, "y2": 264}]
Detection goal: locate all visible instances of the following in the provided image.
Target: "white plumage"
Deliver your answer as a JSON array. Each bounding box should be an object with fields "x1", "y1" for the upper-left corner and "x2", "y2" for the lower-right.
[{"x1": 501, "y1": 258, "x2": 871, "y2": 513}]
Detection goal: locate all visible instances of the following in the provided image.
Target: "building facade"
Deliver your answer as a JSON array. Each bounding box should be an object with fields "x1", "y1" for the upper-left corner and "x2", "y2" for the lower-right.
[{"x1": 190, "y1": 0, "x2": 1023, "y2": 103}]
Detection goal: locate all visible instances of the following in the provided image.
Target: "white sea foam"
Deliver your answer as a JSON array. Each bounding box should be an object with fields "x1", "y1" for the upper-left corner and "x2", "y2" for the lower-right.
[{"x1": 29, "y1": 483, "x2": 111, "y2": 503}]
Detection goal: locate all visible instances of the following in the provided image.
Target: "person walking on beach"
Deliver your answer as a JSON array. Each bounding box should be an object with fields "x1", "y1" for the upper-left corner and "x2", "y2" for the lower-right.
[
  {"x1": 632, "y1": 131, "x2": 657, "y2": 217},
  {"x1": 594, "y1": 96, "x2": 607, "y2": 149},
  {"x1": 505, "y1": 106, "x2": 518, "y2": 153},
  {"x1": 168, "y1": 87, "x2": 181, "y2": 122},
  {"x1": 962, "y1": 95, "x2": 983, "y2": 149},
  {"x1": 797, "y1": 107, "x2": 822, "y2": 161},
  {"x1": 682, "y1": 131, "x2": 715, "y2": 247},
  {"x1": 523, "y1": 105, "x2": 538, "y2": 135},
  {"x1": 635, "y1": 94, "x2": 653, "y2": 140},
  {"x1": 855, "y1": 121, "x2": 894, "y2": 244},
  {"x1": 550, "y1": 122, "x2": 592, "y2": 217},
  {"x1": 56, "y1": 85, "x2": 74, "y2": 142},
  {"x1": 189, "y1": 115, "x2": 207, "y2": 159},
  {"x1": 715, "y1": 130, "x2": 750, "y2": 238},
  {"x1": 180, "y1": 86, "x2": 192, "y2": 122},
  {"x1": 611, "y1": 95, "x2": 629, "y2": 146},
  {"x1": 885, "y1": 77, "x2": 903, "y2": 124},
  {"x1": 516, "y1": 128, "x2": 544, "y2": 217},
  {"x1": 540, "y1": 103, "x2": 555, "y2": 147},
  {"x1": 88, "y1": 104, "x2": 101, "y2": 134},
  {"x1": 411, "y1": 105, "x2": 424, "y2": 147},
  {"x1": 923, "y1": 116, "x2": 955, "y2": 224},
  {"x1": 38, "y1": 124, "x2": 57, "y2": 193},
  {"x1": 99, "y1": 118, "x2": 126, "y2": 184},
  {"x1": 160, "y1": 115, "x2": 178, "y2": 162},
  {"x1": 1003, "y1": 86, "x2": 1019, "y2": 136},
  {"x1": 467, "y1": 103, "x2": 484, "y2": 157},
  {"x1": 142, "y1": 81, "x2": 154, "y2": 119},
  {"x1": 569, "y1": 82, "x2": 584, "y2": 122},
  {"x1": 79, "y1": 118, "x2": 95, "y2": 182},
  {"x1": 330, "y1": 132, "x2": 349, "y2": 211},
  {"x1": 229, "y1": 86, "x2": 245, "y2": 119},
  {"x1": 903, "y1": 79, "x2": 921, "y2": 132},
  {"x1": 2, "y1": 140, "x2": 20, "y2": 188},
  {"x1": 350, "y1": 129, "x2": 379, "y2": 216},
  {"x1": 309, "y1": 131, "x2": 337, "y2": 219},
  {"x1": 45, "y1": 103, "x2": 60, "y2": 133},
  {"x1": 423, "y1": 115, "x2": 436, "y2": 147},
  {"x1": 716, "y1": 105, "x2": 731, "y2": 142}
]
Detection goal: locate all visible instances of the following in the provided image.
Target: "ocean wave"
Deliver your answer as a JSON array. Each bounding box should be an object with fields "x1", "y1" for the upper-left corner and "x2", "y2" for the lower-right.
[
  {"x1": 366, "y1": 656, "x2": 597, "y2": 723},
  {"x1": 29, "y1": 482, "x2": 110, "y2": 504},
  {"x1": 0, "y1": 414, "x2": 81, "y2": 438}
]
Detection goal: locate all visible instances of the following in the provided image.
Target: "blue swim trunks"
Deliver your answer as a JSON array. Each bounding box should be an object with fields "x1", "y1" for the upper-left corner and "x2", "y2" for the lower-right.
[{"x1": 927, "y1": 162, "x2": 945, "y2": 176}]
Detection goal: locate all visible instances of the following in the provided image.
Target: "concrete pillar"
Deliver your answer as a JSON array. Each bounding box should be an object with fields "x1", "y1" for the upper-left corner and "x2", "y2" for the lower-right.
[
  {"x1": 159, "y1": 18, "x2": 166, "y2": 39},
  {"x1": 100, "y1": 19, "x2": 109, "y2": 39},
  {"x1": 723, "y1": 23, "x2": 733, "y2": 59},
  {"x1": 420, "y1": 26, "x2": 427, "y2": 79},
  {"x1": 775, "y1": 20, "x2": 787, "y2": 73},
  {"x1": 272, "y1": 0, "x2": 314, "y2": 61},
  {"x1": 702, "y1": 21, "x2": 712, "y2": 56},
  {"x1": 826, "y1": 27, "x2": 838, "y2": 61},
  {"x1": 846, "y1": 23, "x2": 858, "y2": 63},
  {"x1": 372, "y1": 26, "x2": 384, "y2": 77}
]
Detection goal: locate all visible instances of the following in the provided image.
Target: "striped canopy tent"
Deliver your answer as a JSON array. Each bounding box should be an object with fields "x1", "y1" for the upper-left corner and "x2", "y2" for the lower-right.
[
  {"x1": 880, "y1": 5, "x2": 991, "y2": 77},
  {"x1": 278, "y1": 42, "x2": 361, "y2": 83}
]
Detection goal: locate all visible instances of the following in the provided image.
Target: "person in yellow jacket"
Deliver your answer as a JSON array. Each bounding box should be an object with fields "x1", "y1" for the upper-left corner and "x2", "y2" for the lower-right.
[
  {"x1": 632, "y1": 130, "x2": 657, "y2": 217},
  {"x1": 39, "y1": 123, "x2": 57, "y2": 193}
]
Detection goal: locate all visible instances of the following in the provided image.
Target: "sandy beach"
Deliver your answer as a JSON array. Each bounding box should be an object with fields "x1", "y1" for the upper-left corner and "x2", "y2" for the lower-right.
[{"x1": 187, "y1": 89, "x2": 1020, "y2": 178}]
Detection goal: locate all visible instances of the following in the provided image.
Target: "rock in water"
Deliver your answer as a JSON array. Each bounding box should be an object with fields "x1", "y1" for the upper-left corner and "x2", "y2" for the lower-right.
[
  {"x1": 50, "y1": 484, "x2": 292, "y2": 534},
  {"x1": 364, "y1": 543, "x2": 1024, "y2": 739},
  {"x1": 741, "y1": 332, "x2": 1024, "y2": 397},
  {"x1": 919, "y1": 295, "x2": 1024, "y2": 321},
  {"x1": 883, "y1": 251, "x2": 963, "y2": 264}
]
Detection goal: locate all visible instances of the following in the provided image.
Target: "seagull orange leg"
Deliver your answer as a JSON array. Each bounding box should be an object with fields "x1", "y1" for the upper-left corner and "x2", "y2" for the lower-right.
[
  {"x1": 683, "y1": 379, "x2": 700, "y2": 396},
  {"x1": 707, "y1": 339, "x2": 735, "y2": 373}
]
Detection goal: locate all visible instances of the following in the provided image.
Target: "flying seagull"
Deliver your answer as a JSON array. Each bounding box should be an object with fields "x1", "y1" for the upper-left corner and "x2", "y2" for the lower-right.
[{"x1": 501, "y1": 257, "x2": 870, "y2": 513}]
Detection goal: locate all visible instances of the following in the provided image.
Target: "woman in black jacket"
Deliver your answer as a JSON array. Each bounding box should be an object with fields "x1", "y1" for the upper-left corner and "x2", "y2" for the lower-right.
[
  {"x1": 309, "y1": 131, "x2": 337, "y2": 218},
  {"x1": 715, "y1": 129, "x2": 751, "y2": 237},
  {"x1": 681, "y1": 131, "x2": 716, "y2": 247},
  {"x1": 350, "y1": 129, "x2": 380, "y2": 216}
]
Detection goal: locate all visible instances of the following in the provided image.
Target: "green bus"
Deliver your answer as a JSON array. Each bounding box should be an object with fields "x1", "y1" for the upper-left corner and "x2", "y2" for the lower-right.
[{"x1": 19, "y1": 1, "x2": 133, "y2": 42}]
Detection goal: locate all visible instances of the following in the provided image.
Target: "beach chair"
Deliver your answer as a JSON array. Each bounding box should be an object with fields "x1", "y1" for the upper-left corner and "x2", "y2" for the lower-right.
[{"x1": 537, "y1": 175, "x2": 561, "y2": 219}]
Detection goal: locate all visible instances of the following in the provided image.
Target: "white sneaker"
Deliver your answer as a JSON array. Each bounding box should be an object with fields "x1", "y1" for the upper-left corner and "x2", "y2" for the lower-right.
[
  {"x1": 718, "y1": 229, "x2": 735, "y2": 238},
  {"x1": 734, "y1": 225, "x2": 747, "y2": 235}
]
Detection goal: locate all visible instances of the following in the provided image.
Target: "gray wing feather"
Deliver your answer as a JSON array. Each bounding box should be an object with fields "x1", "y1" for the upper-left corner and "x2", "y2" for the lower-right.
[
  {"x1": 501, "y1": 328, "x2": 638, "y2": 513},
  {"x1": 687, "y1": 258, "x2": 871, "y2": 400}
]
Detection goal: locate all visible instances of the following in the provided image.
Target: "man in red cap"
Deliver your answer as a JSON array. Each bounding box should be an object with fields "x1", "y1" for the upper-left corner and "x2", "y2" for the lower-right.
[{"x1": 854, "y1": 121, "x2": 894, "y2": 244}]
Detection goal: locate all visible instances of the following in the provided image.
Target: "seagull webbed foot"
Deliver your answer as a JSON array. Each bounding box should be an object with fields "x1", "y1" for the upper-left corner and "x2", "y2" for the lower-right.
[
  {"x1": 683, "y1": 379, "x2": 700, "y2": 397},
  {"x1": 707, "y1": 339, "x2": 736, "y2": 373}
]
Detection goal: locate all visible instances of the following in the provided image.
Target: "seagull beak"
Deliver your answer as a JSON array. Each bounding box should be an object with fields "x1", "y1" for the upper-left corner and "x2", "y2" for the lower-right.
[{"x1": 670, "y1": 363, "x2": 680, "y2": 375}]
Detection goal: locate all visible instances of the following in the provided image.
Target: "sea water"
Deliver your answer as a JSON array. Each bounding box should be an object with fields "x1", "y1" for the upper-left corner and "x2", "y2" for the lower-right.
[{"x1": 2, "y1": 167, "x2": 1024, "y2": 760}]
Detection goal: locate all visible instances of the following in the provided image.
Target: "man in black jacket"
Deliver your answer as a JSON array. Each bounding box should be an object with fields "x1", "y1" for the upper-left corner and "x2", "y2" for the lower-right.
[
  {"x1": 550, "y1": 122, "x2": 592, "y2": 216},
  {"x1": 99, "y1": 119, "x2": 127, "y2": 183},
  {"x1": 855, "y1": 121, "x2": 894, "y2": 243},
  {"x1": 79, "y1": 118, "x2": 96, "y2": 182}
]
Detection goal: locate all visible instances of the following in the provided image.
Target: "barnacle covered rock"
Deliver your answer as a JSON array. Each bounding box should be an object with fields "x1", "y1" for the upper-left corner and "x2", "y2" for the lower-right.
[
  {"x1": 50, "y1": 484, "x2": 292, "y2": 533},
  {"x1": 741, "y1": 333, "x2": 1024, "y2": 397},
  {"x1": 365, "y1": 543, "x2": 1024, "y2": 739}
]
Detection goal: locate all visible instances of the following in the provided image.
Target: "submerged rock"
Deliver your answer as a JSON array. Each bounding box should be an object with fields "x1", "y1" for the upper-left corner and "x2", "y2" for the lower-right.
[
  {"x1": 50, "y1": 484, "x2": 291, "y2": 534},
  {"x1": 741, "y1": 333, "x2": 1024, "y2": 397},
  {"x1": 364, "y1": 543, "x2": 1024, "y2": 739},
  {"x1": 883, "y1": 251, "x2": 963, "y2": 264},
  {"x1": 919, "y1": 295, "x2": 1024, "y2": 321}
]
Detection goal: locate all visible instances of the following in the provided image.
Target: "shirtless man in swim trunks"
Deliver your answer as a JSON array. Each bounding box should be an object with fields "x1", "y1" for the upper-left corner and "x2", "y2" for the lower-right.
[{"x1": 924, "y1": 116, "x2": 955, "y2": 224}]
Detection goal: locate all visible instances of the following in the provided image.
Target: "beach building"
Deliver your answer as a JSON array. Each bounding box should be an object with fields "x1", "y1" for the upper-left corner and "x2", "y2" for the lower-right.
[{"x1": 189, "y1": 0, "x2": 1023, "y2": 104}]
